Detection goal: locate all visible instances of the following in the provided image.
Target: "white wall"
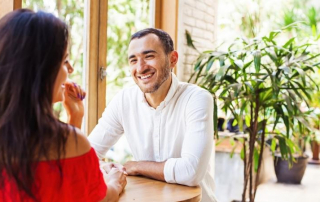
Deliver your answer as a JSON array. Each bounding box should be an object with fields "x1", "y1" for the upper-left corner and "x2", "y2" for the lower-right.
[{"x1": 177, "y1": 0, "x2": 218, "y2": 82}]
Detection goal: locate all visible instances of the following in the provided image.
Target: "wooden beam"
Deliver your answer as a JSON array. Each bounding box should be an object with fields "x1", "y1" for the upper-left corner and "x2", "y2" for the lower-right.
[
  {"x1": 0, "y1": 0, "x2": 22, "y2": 19},
  {"x1": 154, "y1": 0, "x2": 178, "y2": 50},
  {"x1": 13, "y1": 0, "x2": 21, "y2": 9},
  {"x1": 85, "y1": 0, "x2": 108, "y2": 135},
  {"x1": 154, "y1": 0, "x2": 179, "y2": 73},
  {"x1": 98, "y1": 0, "x2": 108, "y2": 120}
]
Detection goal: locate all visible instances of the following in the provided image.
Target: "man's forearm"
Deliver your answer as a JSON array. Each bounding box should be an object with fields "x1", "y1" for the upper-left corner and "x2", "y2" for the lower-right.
[{"x1": 124, "y1": 161, "x2": 166, "y2": 182}]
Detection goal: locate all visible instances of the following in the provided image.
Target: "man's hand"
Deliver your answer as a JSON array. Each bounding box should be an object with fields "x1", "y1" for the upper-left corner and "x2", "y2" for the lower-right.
[
  {"x1": 123, "y1": 161, "x2": 139, "y2": 175},
  {"x1": 100, "y1": 161, "x2": 127, "y2": 175},
  {"x1": 63, "y1": 80, "x2": 86, "y2": 128}
]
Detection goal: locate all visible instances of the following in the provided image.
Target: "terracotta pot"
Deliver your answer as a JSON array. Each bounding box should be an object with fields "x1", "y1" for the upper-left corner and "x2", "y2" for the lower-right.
[
  {"x1": 274, "y1": 154, "x2": 308, "y2": 184},
  {"x1": 311, "y1": 141, "x2": 320, "y2": 160}
]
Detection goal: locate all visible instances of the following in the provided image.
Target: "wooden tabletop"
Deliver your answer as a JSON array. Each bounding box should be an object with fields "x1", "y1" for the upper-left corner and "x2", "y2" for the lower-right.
[{"x1": 119, "y1": 176, "x2": 202, "y2": 202}]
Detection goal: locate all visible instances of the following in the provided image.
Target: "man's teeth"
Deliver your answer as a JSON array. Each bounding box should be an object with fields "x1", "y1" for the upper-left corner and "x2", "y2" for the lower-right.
[{"x1": 141, "y1": 74, "x2": 152, "y2": 79}]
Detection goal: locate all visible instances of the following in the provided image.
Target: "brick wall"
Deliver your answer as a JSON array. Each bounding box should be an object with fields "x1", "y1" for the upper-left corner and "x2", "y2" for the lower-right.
[{"x1": 177, "y1": 0, "x2": 218, "y2": 82}]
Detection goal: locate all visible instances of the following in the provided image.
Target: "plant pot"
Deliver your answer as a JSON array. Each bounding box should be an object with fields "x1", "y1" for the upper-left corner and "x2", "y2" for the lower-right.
[
  {"x1": 274, "y1": 154, "x2": 308, "y2": 184},
  {"x1": 309, "y1": 141, "x2": 320, "y2": 165}
]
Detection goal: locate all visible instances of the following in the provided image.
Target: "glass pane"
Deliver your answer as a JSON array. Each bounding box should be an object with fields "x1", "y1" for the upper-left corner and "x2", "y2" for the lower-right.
[
  {"x1": 106, "y1": 0, "x2": 150, "y2": 104},
  {"x1": 105, "y1": 0, "x2": 150, "y2": 163}
]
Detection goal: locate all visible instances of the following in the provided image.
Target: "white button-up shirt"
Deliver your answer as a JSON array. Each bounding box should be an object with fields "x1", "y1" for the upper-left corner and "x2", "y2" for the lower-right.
[{"x1": 88, "y1": 74, "x2": 217, "y2": 202}]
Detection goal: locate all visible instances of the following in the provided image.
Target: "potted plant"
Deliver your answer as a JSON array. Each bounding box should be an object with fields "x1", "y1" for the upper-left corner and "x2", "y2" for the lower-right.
[
  {"x1": 273, "y1": 115, "x2": 310, "y2": 184},
  {"x1": 308, "y1": 106, "x2": 320, "y2": 164},
  {"x1": 186, "y1": 26, "x2": 320, "y2": 201}
]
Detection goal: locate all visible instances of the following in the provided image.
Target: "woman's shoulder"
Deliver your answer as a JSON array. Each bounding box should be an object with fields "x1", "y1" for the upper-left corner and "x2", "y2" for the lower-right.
[{"x1": 64, "y1": 125, "x2": 91, "y2": 159}]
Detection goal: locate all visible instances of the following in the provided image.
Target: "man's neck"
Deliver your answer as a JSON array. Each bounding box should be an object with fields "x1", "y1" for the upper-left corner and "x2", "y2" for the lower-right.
[{"x1": 145, "y1": 76, "x2": 172, "y2": 109}]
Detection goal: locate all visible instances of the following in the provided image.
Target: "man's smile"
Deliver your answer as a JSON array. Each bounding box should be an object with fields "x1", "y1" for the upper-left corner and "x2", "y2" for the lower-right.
[{"x1": 137, "y1": 72, "x2": 155, "y2": 82}]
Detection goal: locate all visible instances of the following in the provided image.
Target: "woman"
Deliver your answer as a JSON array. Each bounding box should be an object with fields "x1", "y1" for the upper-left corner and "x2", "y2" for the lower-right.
[{"x1": 0, "y1": 9, "x2": 126, "y2": 202}]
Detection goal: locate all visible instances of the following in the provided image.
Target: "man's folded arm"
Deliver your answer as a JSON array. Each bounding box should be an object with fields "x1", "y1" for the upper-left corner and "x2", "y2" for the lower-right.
[
  {"x1": 163, "y1": 90, "x2": 214, "y2": 186},
  {"x1": 125, "y1": 90, "x2": 214, "y2": 187}
]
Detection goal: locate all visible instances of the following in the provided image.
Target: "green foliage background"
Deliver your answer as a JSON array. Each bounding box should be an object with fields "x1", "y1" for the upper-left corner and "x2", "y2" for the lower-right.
[{"x1": 23, "y1": 0, "x2": 150, "y2": 118}]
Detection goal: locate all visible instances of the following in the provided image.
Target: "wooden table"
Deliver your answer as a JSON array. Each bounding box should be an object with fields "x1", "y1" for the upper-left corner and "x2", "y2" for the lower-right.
[{"x1": 119, "y1": 176, "x2": 201, "y2": 202}]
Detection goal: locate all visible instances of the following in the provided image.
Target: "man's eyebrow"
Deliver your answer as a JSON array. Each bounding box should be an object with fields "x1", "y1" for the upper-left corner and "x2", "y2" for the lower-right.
[
  {"x1": 128, "y1": 54, "x2": 136, "y2": 60},
  {"x1": 142, "y1": 50, "x2": 157, "y2": 55},
  {"x1": 128, "y1": 50, "x2": 157, "y2": 60}
]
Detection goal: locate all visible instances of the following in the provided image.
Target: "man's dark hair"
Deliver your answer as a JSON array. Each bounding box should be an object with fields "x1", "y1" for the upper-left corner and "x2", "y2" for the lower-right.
[{"x1": 130, "y1": 28, "x2": 174, "y2": 54}]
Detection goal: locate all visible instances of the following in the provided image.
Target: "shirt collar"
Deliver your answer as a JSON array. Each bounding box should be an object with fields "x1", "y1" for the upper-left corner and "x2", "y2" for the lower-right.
[
  {"x1": 163, "y1": 73, "x2": 179, "y2": 105},
  {"x1": 139, "y1": 73, "x2": 179, "y2": 107}
]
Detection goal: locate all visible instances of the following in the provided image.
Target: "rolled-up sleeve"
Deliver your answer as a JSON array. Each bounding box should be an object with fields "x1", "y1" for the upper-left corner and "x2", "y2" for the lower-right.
[
  {"x1": 164, "y1": 90, "x2": 214, "y2": 186},
  {"x1": 88, "y1": 92, "x2": 124, "y2": 160}
]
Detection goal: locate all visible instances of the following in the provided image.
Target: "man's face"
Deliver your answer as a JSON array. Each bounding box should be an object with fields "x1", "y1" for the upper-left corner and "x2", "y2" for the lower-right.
[{"x1": 128, "y1": 34, "x2": 172, "y2": 94}]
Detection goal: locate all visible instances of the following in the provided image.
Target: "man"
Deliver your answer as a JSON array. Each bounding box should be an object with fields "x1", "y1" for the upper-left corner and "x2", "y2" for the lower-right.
[{"x1": 88, "y1": 28, "x2": 217, "y2": 202}]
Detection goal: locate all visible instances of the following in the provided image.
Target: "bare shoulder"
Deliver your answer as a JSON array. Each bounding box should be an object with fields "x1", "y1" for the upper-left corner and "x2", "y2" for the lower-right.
[{"x1": 65, "y1": 125, "x2": 91, "y2": 158}]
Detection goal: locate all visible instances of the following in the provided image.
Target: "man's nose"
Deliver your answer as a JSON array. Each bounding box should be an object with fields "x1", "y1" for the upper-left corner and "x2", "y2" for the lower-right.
[{"x1": 136, "y1": 59, "x2": 147, "y2": 73}]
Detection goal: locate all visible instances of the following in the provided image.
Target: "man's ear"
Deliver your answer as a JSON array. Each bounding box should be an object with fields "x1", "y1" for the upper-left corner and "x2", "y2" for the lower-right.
[{"x1": 169, "y1": 51, "x2": 178, "y2": 68}]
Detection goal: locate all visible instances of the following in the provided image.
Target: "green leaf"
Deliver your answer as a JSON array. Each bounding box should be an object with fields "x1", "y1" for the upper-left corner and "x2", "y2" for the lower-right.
[
  {"x1": 240, "y1": 147, "x2": 245, "y2": 160},
  {"x1": 243, "y1": 60, "x2": 253, "y2": 69},
  {"x1": 271, "y1": 139, "x2": 277, "y2": 153},
  {"x1": 293, "y1": 81, "x2": 311, "y2": 101},
  {"x1": 302, "y1": 53, "x2": 320, "y2": 62},
  {"x1": 278, "y1": 137, "x2": 288, "y2": 159},
  {"x1": 215, "y1": 65, "x2": 228, "y2": 81},
  {"x1": 224, "y1": 75, "x2": 237, "y2": 84},
  {"x1": 232, "y1": 119, "x2": 238, "y2": 127},
  {"x1": 213, "y1": 97, "x2": 218, "y2": 138},
  {"x1": 285, "y1": 95, "x2": 293, "y2": 112},
  {"x1": 230, "y1": 144, "x2": 238, "y2": 158},
  {"x1": 195, "y1": 62, "x2": 206, "y2": 83},
  {"x1": 283, "y1": 38, "x2": 295, "y2": 48},
  {"x1": 194, "y1": 60, "x2": 202, "y2": 71},
  {"x1": 185, "y1": 30, "x2": 198, "y2": 51},
  {"x1": 245, "y1": 115, "x2": 251, "y2": 127},
  {"x1": 253, "y1": 147, "x2": 260, "y2": 172},
  {"x1": 206, "y1": 56, "x2": 215, "y2": 71},
  {"x1": 269, "y1": 30, "x2": 281, "y2": 40},
  {"x1": 244, "y1": 82, "x2": 254, "y2": 93},
  {"x1": 253, "y1": 51, "x2": 261, "y2": 72},
  {"x1": 293, "y1": 67, "x2": 305, "y2": 80},
  {"x1": 219, "y1": 57, "x2": 225, "y2": 67},
  {"x1": 281, "y1": 21, "x2": 302, "y2": 31},
  {"x1": 282, "y1": 115, "x2": 290, "y2": 138}
]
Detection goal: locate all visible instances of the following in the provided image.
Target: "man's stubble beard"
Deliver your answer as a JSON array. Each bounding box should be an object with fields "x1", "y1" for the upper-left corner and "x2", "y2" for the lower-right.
[{"x1": 137, "y1": 57, "x2": 171, "y2": 94}]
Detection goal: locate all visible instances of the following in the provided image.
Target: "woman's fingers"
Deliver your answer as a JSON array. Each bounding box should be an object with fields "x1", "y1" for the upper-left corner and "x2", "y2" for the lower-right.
[{"x1": 64, "y1": 81, "x2": 86, "y2": 101}]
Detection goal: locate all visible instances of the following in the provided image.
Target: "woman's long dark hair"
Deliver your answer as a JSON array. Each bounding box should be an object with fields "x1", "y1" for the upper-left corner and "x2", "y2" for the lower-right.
[{"x1": 0, "y1": 9, "x2": 70, "y2": 200}]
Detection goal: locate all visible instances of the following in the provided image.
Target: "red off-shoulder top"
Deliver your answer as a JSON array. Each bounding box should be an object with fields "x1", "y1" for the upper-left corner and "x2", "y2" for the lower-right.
[{"x1": 1, "y1": 148, "x2": 107, "y2": 202}]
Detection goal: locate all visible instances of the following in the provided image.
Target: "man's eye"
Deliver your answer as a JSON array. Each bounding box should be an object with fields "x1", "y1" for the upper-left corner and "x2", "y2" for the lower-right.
[
  {"x1": 130, "y1": 59, "x2": 137, "y2": 63},
  {"x1": 146, "y1": 55, "x2": 154, "y2": 58}
]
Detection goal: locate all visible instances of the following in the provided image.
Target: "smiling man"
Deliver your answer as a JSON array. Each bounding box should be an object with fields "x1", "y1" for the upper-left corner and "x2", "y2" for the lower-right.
[{"x1": 88, "y1": 28, "x2": 217, "y2": 202}]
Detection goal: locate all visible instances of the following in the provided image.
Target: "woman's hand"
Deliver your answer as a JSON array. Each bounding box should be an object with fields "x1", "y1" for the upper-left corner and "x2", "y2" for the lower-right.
[
  {"x1": 100, "y1": 161, "x2": 127, "y2": 175},
  {"x1": 62, "y1": 80, "x2": 86, "y2": 129},
  {"x1": 101, "y1": 168, "x2": 127, "y2": 202}
]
